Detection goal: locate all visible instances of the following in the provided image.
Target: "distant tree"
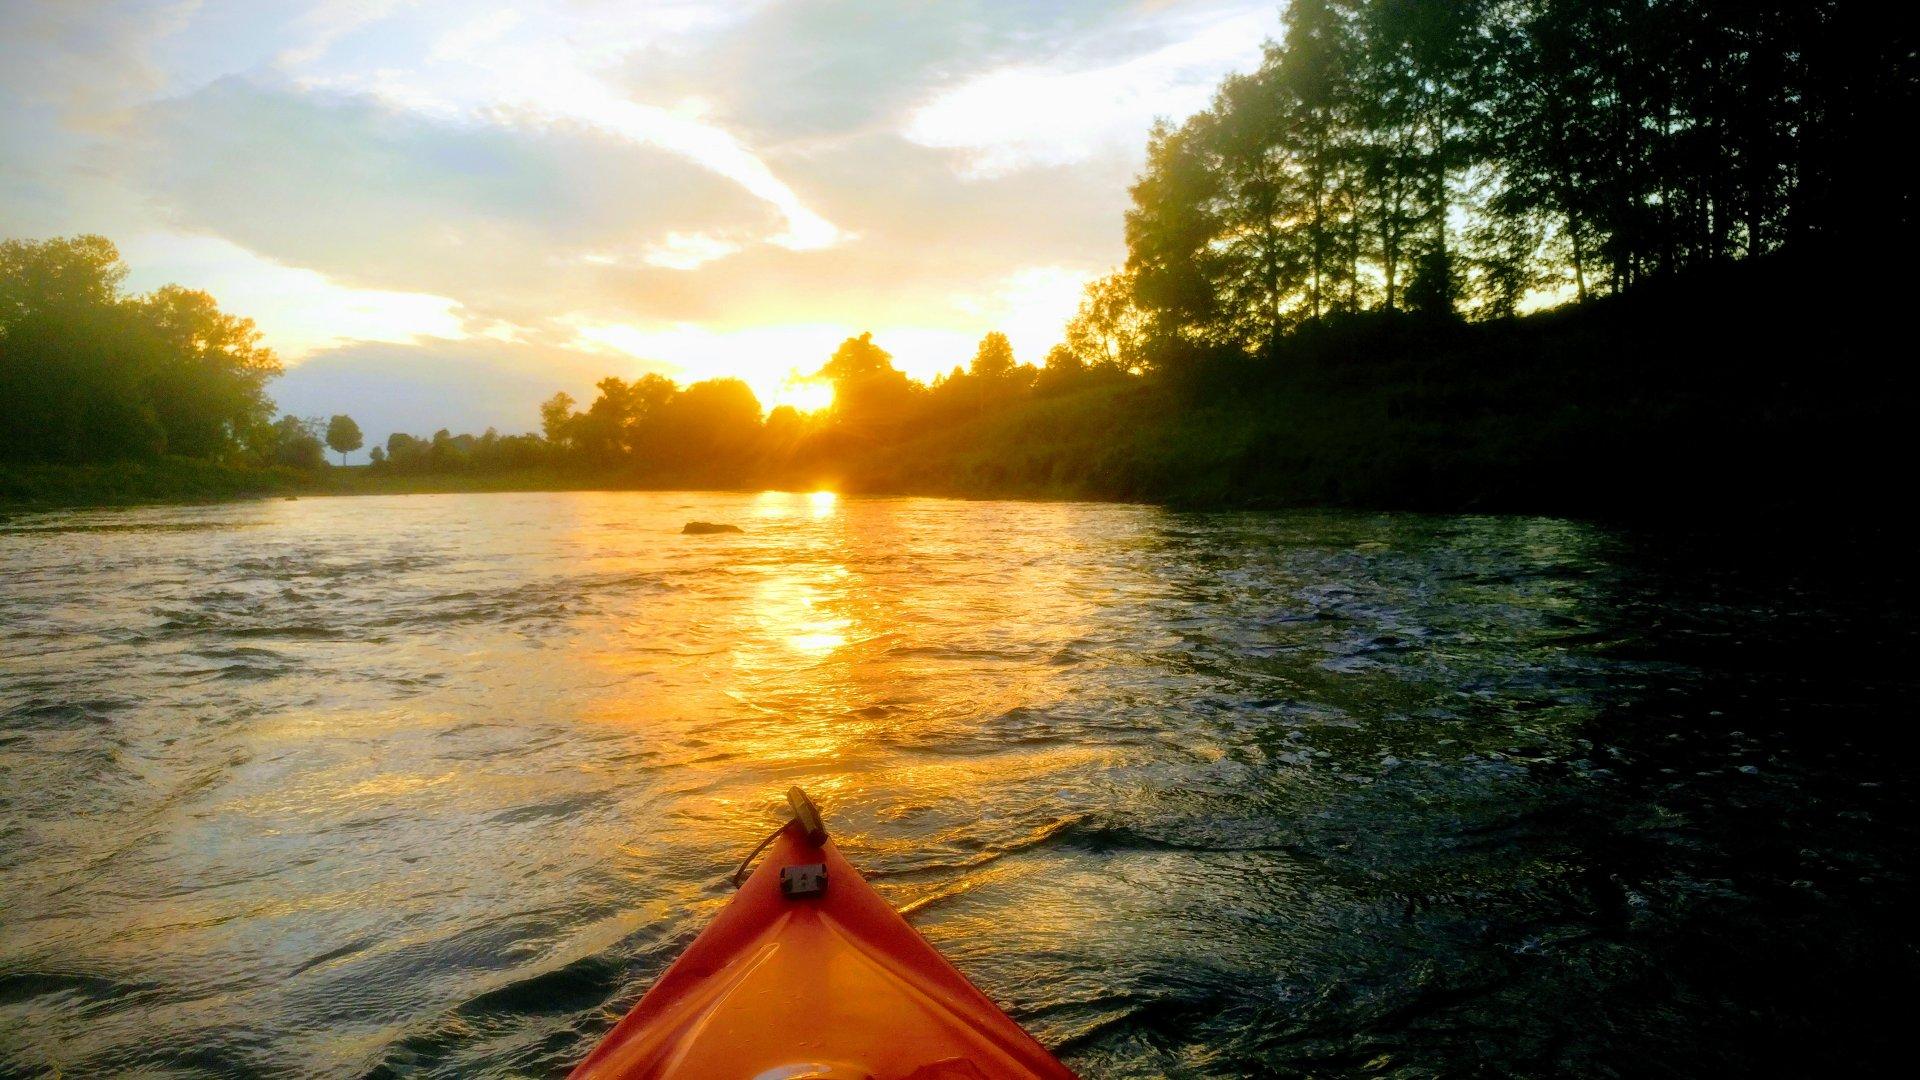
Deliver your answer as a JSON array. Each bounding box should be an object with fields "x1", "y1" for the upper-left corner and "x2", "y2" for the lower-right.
[
  {"x1": 1063, "y1": 272, "x2": 1149, "y2": 373},
  {"x1": 385, "y1": 432, "x2": 422, "y2": 468},
  {"x1": 818, "y1": 332, "x2": 896, "y2": 382},
  {"x1": 969, "y1": 332, "x2": 1017, "y2": 380},
  {"x1": 368, "y1": 444, "x2": 385, "y2": 465},
  {"x1": 266, "y1": 415, "x2": 325, "y2": 469},
  {"x1": 539, "y1": 391, "x2": 577, "y2": 447},
  {"x1": 1036, "y1": 343, "x2": 1088, "y2": 394},
  {"x1": 429, "y1": 428, "x2": 461, "y2": 469},
  {"x1": 816, "y1": 333, "x2": 919, "y2": 438},
  {"x1": 574, "y1": 374, "x2": 675, "y2": 464},
  {"x1": 762, "y1": 404, "x2": 805, "y2": 447},
  {"x1": 325, "y1": 414, "x2": 363, "y2": 465},
  {"x1": 659, "y1": 378, "x2": 763, "y2": 467}
]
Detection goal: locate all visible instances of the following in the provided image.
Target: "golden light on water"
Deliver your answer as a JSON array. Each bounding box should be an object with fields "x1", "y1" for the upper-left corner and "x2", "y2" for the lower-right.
[
  {"x1": 787, "y1": 630, "x2": 850, "y2": 654},
  {"x1": 808, "y1": 490, "x2": 839, "y2": 516},
  {"x1": 781, "y1": 585, "x2": 851, "y2": 655}
]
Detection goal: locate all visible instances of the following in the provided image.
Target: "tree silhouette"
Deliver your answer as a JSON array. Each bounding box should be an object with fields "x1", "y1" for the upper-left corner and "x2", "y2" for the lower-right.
[
  {"x1": 540, "y1": 391, "x2": 577, "y2": 448},
  {"x1": 325, "y1": 414, "x2": 363, "y2": 465},
  {"x1": 1063, "y1": 272, "x2": 1148, "y2": 373},
  {"x1": 1116, "y1": 0, "x2": 1913, "y2": 356},
  {"x1": 1, "y1": 235, "x2": 280, "y2": 463},
  {"x1": 817, "y1": 333, "x2": 918, "y2": 438},
  {"x1": 267, "y1": 415, "x2": 324, "y2": 469},
  {"x1": 970, "y1": 332, "x2": 1017, "y2": 380}
]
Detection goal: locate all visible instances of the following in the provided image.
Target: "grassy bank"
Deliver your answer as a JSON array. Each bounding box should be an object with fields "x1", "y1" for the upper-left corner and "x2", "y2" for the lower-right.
[
  {"x1": 0, "y1": 457, "x2": 315, "y2": 510},
  {"x1": 0, "y1": 461, "x2": 750, "y2": 513}
]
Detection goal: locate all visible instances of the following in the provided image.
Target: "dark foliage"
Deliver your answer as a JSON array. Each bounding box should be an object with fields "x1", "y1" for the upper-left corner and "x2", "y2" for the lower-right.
[
  {"x1": 0, "y1": 236, "x2": 284, "y2": 464},
  {"x1": 7, "y1": 1, "x2": 1913, "y2": 511}
]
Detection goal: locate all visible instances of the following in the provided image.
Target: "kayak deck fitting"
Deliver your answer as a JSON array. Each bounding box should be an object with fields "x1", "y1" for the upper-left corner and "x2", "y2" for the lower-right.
[{"x1": 570, "y1": 788, "x2": 1077, "y2": 1079}]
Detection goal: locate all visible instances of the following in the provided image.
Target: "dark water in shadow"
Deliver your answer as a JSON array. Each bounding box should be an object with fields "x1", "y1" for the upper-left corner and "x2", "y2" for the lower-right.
[{"x1": 1, "y1": 492, "x2": 1913, "y2": 1077}]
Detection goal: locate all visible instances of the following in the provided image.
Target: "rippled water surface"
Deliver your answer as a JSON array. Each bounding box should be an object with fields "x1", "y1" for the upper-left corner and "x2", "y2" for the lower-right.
[{"x1": 2, "y1": 492, "x2": 1915, "y2": 1078}]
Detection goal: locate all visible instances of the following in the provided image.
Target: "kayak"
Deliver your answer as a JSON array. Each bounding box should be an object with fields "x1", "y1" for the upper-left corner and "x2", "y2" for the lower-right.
[{"x1": 570, "y1": 788, "x2": 1076, "y2": 1080}]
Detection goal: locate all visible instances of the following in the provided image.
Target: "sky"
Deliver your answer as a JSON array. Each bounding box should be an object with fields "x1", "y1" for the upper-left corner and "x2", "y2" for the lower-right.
[{"x1": 0, "y1": 0, "x2": 1280, "y2": 453}]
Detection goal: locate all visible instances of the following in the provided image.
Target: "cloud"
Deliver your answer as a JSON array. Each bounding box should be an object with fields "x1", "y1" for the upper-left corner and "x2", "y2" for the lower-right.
[
  {"x1": 282, "y1": 1, "x2": 845, "y2": 250},
  {"x1": 117, "y1": 231, "x2": 465, "y2": 357},
  {"x1": 0, "y1": 0, "x2": 191, "y2": 120},
  {"x1": 130, "y1": 76, "x2": 781, "y2": 322},
  {"x1": 614, "y1": 0, "x2": 1157, "y2": 145},
  {"x1": 635, "y1": 232, "x2": 745, "y2": 271},
  {"x1": 497, "y1": 77, "x2": 844, "y2": 251},
  {"x1": 0, "y1": 0, "x2": 197, "y2": 235},
  {"x1": 904, "y1": 4, "x2": 1271, "y2": 177},
  {"x1": 276, "y1": 0, "x2": 408, "y2": 68},
  {"x1": 127, "y1": 75, "x2": 1125, "y2": 339}
]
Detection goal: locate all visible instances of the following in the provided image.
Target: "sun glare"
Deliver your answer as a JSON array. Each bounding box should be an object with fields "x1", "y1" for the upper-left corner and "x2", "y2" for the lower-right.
[{"x1": 771, "y1": 378, "x2": 835, "y2": 414}]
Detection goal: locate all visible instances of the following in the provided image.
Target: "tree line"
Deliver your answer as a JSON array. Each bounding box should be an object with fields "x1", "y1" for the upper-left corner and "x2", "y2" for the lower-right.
[
  {"x1": 0, "y1": 236, "x2": 289, "y2": 463},
  {"x1": 368, "y1": 330, "x2": 1130, "y2": 481},
  {"x1": 1113, "y1": 0, "x2": 1912, "y2": 355},
  {"x1": 2, "y1": 235, "x2": 379, "y2": 472},
  {"x1": 6, "y1": 0, "x2": 1909, "y2": 496}
]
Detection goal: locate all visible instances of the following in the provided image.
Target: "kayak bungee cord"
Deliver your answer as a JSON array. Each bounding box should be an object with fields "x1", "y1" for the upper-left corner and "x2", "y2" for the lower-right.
[{"x1": 729, "y1": 787, "x2": 828, "y2": 887}]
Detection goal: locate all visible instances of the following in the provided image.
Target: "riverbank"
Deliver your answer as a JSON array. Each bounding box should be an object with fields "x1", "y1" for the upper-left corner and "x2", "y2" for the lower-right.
[
  {"x1": 0, "y1": 460, "x2": 755, "y2": 514},
  {"x1": 7, "y1": 251, "x2": 1905, "y2": 519},
  {"x1": 0, "y1": 462, "x2": 629, "y2": 513},
  {"x1": 0, "y1": 458, "x2": 314, "y2": 510},
  {"x1": 841, "y1": 249, "x2": 1910, "y2": 516}
]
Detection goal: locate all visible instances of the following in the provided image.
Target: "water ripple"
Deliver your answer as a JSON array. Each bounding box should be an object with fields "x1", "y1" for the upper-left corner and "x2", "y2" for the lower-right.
[{"x1": 1, "y1": 494, "x2": 1913, "y2": 1077}]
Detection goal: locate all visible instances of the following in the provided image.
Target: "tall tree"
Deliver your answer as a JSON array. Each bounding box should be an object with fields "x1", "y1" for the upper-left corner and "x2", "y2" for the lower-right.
[
  {"x1": 1276, "y1": 0, "x2": 1363, "y2": 319},
  {"x1": 139, "y1": 285, "x2": 280, "y2": 457},
  {"x1": 1127, "y1": 120, "x2": 1228, "y2": 354}
]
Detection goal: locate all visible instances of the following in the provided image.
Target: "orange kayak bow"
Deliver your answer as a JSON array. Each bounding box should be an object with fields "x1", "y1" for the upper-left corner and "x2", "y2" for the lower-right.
[{"x1": 570, "y1": 789, "x2": 1077, "y2": 1079}]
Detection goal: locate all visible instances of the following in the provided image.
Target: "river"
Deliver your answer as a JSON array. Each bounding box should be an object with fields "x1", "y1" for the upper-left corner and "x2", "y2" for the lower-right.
[{"x1": 1, "y1": 491, "x2": 1913, "y2": 1077}]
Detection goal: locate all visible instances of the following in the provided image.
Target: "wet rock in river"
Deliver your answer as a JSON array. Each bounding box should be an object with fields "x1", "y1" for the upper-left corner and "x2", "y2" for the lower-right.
[{"x1": 682, "y1": 521, "x2": 742, "y2": 535}]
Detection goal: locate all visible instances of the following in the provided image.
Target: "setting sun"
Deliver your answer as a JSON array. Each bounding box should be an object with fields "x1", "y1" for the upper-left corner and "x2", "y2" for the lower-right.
[{"x1": 771, "y1": 378, "x2": 835, "y2": 415}]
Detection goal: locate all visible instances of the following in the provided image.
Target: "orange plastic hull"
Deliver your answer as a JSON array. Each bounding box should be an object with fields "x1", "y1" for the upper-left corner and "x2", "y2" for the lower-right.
[{"x1": 570, "y1": 822, "x2": 1076, "y2": 1079}]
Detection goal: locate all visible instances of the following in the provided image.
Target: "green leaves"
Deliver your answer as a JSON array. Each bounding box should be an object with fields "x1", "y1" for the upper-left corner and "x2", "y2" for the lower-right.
[{"x1": 1, "y1": 236, "x2": 280, "y2": 463}]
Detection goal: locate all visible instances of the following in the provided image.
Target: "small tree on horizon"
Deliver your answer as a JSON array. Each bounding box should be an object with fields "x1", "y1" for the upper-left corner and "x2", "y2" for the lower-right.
[
  {"x1": 970, "y1": 331, "x2": 1017, "y2": 380},
  {"x1": 325, "y1": 414, "x2": 363, "y2": 465}
]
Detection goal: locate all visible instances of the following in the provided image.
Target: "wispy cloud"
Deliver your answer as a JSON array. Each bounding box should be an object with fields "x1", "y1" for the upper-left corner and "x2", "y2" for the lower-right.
[
  {"x1": 275, "y1": 0, "x2": 409, "y2": 69},
  {"x1": 280, "y1": 0, "x2": 843, "y2": 252},
  {"x1": 904, "y1": 4, "x2": 1270, "y2": 178}
]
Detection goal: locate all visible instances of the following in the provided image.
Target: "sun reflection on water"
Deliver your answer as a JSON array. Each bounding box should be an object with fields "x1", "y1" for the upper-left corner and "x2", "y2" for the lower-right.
[{"x1": 787, "y1": 630, "x2": 849, "y2": 653}]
